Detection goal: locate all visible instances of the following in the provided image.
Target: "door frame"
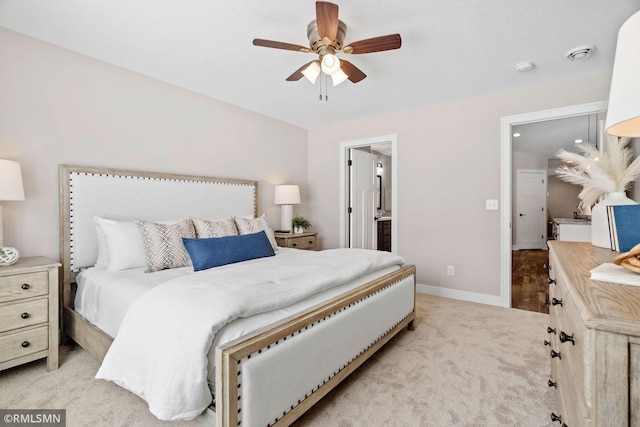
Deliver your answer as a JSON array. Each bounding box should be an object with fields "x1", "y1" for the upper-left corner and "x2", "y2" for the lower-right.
[
  {"x1": 500, "y1": 101, "x2": 607, "y2": 307},
  {"x1": 339, "y1": 134, "x2": 398, "y2": 252}
]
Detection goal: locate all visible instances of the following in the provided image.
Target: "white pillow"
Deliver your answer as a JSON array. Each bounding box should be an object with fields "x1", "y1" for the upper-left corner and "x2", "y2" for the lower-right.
[
  {"x1": 93, "y1": 216, "x2": 109, "y2": 267},
  {"x1": 94, "y1": 217, "x2": 147, "y2": 272}
]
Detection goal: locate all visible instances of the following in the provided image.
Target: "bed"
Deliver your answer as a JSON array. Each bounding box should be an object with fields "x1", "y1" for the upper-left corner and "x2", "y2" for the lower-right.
[{"x1": 58, "y1": 164, "x2": 416, "y2": 427}]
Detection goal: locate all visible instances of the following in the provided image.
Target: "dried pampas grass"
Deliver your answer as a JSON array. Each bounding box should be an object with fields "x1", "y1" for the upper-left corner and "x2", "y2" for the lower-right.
[{"x1": 555, "y1": 137, "x2": 640, "y2": 209}]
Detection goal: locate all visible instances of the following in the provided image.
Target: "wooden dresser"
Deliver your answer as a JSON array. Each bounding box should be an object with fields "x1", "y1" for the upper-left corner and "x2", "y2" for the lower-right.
[
  {"x1": 0, "y1": 257, "x2": 61, "y2": 372},
  {"x1": 547, "y1": 241, "x2": 640, "y2": 426}
]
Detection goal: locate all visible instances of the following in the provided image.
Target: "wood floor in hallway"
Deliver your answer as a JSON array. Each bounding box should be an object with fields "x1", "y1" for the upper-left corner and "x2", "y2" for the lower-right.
[{"x1": 512, "y1": 249, "x2": 550, "y2": 314}]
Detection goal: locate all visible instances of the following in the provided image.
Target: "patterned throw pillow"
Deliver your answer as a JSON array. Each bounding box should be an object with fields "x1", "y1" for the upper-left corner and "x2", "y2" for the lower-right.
[
  {"x1": 135, "y1": 219, "x2": 196, "y2": 273},
  {"x1": 233, "y1": 215, "x2": 278, "y2": 251},
  {"x1": 192, "y1": 217, "x2": 238, "y2": 238}
]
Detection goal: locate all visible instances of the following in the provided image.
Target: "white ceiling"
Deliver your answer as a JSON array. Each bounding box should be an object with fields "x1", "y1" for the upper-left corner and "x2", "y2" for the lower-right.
[{"x1": 0, "y1": 1, "x2": 638, "y2": 130}]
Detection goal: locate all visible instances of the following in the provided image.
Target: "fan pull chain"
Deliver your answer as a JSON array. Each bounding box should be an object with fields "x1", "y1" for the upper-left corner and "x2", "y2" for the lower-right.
[{"x1": 325, "y1": 74, "x2": 329, "y2": 101}]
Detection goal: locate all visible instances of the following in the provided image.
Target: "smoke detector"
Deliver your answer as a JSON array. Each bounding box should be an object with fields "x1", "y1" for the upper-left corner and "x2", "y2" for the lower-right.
[
  {"x1": 515, "y1": 61, "x2": 535, "y2": 72},
  {"x1": 566, "y1": 44, "x2": 596, "y2": 61}
]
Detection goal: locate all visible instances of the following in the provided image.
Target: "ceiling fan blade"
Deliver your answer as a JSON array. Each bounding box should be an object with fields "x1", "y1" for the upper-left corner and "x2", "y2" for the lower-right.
[
  {"x1": 286, "y1": 61, "x2": 315, "y2": 81},
  {"x1": 253, "y1": 38, "x2": 310, "y2": 53},
  {"x1": 343, "y1": 34, "x2": 402, "y2": 54},
  {"x1": 340, "y1": 60, "x2": 367, "y2": 83},
  {"x1": 316, "y1": 1, "x2": 339, "y2": 41}
]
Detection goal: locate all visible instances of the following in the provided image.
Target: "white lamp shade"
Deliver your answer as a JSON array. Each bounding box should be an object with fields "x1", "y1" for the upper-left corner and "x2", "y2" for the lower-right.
[
  {"x1": 331, "y1": 68, "x2": 349, "y2": 86},
  {"x1": 605, "y1": 10, "x2": 640, "y2": 137},
  {"x1": 302, "y1": 61, "x2": 321, "y2": 84},
  {"x1": 0, "y1": 159, "x2": 25, "y2": 201},
  {"x1": 274, "y1": 185, "x2": 300, "y2": 205},
  {"x1": 321, "y1": 54, "x2": 341, "y2": 75}
]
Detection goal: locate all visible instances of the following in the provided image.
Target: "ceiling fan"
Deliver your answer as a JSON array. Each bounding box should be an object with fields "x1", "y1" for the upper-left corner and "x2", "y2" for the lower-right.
[{"x1": 252, "y1": 1, "x2": 402, "y2": 86}]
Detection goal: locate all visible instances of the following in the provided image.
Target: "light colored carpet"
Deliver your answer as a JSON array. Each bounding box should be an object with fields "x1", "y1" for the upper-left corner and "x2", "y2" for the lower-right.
[{"x1": 0, "y1": 294, "x2": 555, "y2": 426}]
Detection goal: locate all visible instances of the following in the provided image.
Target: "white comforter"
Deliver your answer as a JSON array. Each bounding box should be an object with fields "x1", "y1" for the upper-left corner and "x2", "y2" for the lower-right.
[{"x1": 95, "y1": 248, "x2": 405, "y2": 421}]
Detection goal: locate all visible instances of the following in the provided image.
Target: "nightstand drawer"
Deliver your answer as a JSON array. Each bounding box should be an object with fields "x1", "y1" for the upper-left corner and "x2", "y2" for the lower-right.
[
  {"x1": 0, "y1": 326, "x2": 48, "y2": 363},
  {"x1": 285, "y1": 235, "x2": 316, "y2": 249},
  {"x1": 0, "y1": 271, "x2": 48, "y2": 303},
  {"x1": 0, "y1": 298, "x2": 48, "y2": 333}
]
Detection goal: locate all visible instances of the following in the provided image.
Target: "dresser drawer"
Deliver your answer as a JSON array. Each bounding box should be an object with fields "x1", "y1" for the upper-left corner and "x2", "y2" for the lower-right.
[
  {"x1": 552, "y1": 297, "x2": 592, "y2": 426},
  {"x1": 0, "y1": 326, "x2": 48, "y2": 363},
  {"x1": 0, "y1": 271, "x2": 48, "y2": 303},
  {"x1": 284, "y1": 235, "x2": 316, "y2": 250},
  {"x1": 0, "y1": 298, "x2": 48, "y2": 333}
]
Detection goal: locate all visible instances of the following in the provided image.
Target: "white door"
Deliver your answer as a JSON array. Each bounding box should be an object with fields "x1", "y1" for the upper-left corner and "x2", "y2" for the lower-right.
[
  {"x1": 349, "y1": 149, "x2": 378, "y2": 249},
  {"x1": 515, "y1": 169, "x2": 547, "y2": 249}
]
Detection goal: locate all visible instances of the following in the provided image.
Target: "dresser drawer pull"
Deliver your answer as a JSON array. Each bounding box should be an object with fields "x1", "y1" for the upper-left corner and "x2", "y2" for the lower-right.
[
  {"x1": 550, "y1": 412, "x2": 562, "y2": 423},
  {"x1": 548, "y1": 278, "x2": 556, "y2": 285},
  {"x1": 21, "y1": 341, "x2": 30, "y2": 348},
  {"x1": 21, "y1": 283, "x2": 30, "y2": 290},
  {"x1": 552, "y1": 298, "x2": 563, "y2": 307},
  {"x1": 543, "y1": 263, "x2": 549, "y2": 270},
  {"x1": 21, "y1": 312, "x2": 30, "y2": 319},
  {"x1": 547, "y1": 327, "x2": 556, "y2": 335},
  {"x1": 292, "y1": 243, "x2": 297, "y2": 247},
  {"x1": 548, "y1": 379, "x2": 557, "y2": 388},
  {"x1": 544, "y1": 298, "x2": 550, "y2": 305},
  {"x1": 550, "y1": 349, "x2": 561, "y2": 359},
  {"x1": 544, "y1": 340, "x2": 551, "y2": 346},
  {"x1": 559, "y1": 331, "x2": 575, "y2": 345},
  {"x1": 308, "y1": 240, "x2": 313, "y2": 244}
]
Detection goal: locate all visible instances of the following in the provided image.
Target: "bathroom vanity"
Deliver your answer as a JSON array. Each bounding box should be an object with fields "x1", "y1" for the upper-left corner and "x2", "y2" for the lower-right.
[{"x1": 552, "y1": 218, "x2": 591, "y2": 242}]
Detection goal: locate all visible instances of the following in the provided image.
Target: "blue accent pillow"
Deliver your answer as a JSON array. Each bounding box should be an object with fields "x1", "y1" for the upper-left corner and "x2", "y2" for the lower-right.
[{"x1": 182, "y1": 230, "x2": 275, "y2": 271}]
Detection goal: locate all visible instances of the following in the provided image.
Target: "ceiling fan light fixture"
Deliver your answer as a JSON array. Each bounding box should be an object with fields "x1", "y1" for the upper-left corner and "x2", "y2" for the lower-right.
[
  {"x1": 331, "y1": 68, "x2": 349, "y2": 86},
  {"x1": 302, "y1": 61, "x2": 321, "y2": 84},
  {"x1": 321, "y1": 53, "x2": 341, "y2": 75}
]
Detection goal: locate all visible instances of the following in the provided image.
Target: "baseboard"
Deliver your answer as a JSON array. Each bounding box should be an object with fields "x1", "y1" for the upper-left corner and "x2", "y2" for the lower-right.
[{"x1": 416, "y1": 283, "x2": 505, "y2": 307}]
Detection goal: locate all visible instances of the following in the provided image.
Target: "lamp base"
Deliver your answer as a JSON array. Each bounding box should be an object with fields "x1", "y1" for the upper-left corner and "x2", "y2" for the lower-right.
[{"x1": 280, "y1": 205, "x2": 294, "y2": 232}]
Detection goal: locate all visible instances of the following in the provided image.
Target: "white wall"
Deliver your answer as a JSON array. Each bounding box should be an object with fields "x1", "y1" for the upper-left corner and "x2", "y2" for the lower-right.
[
  {"x1": 0, "y1": 28, "x2": 308, "y2": 261},
  {"x1": 307, "y1": 72, "x2": 611, "y2": 299}
]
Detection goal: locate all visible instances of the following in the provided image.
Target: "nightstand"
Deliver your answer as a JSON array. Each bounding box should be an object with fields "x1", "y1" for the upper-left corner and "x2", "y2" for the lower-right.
[
  {"x1": 274, "y1": 232, "x2": 318, "y2": 250},
  {"x1": 0, "y1": 256, "x2": 61, "y2": 372}
]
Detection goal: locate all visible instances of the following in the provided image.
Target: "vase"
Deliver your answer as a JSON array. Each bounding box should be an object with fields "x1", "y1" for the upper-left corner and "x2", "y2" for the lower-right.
[
  {"x1": 294, "y1": 226, "x2": 304, "y2": 234},
  {"x1": 591, "y1": 191, "x2": 637, "y2": 248}
]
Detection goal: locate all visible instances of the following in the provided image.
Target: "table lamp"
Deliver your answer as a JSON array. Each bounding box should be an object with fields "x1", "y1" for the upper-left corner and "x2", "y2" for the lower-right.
[
  {"x1": 0, "y1": 159, "x2": 25, "y2": 265},
  {"x1": 605, "y1": 10, "x2": 640, "y2": 137},
  {"x1": 274, "y1": 185, "x2": 300, "y2": 232}
]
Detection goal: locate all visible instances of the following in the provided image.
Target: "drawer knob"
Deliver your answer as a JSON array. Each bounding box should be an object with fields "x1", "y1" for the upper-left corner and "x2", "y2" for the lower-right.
[
  {"x1": 292, "y1": 243, "x2": 297, "y2": 247},
  {"x1": 543, "y1": 263, "x2": 551, "y2": 271},
  {"x1": 552, "y1": 298, "x2": 563, "y2": 307},
  {"x1": 547, "y1": 327, "x2": 556, "y2": 335},
  {"x1": 548, "y1": 379, "x2": 557, "y2": 388},
  {"x1": 21, "y1": 341, "x2": 30, "y2": 348},
  {"x1": 550, "y1": 349, "x2": 561, "y2": 359},
  {"x1": 559, "y1": 331, "x2": 575, "y2": 345},
  {"x1": 544, "y1": 298, "x2": 550, "y2": 305},
  {"x1": 551, "y1": 412, "x2": 562, "y2": 423},
  {"x1": 21, "y1": 312, "x2": 30, "y2": 319},
  {"x1": 544, "y1": 340, "x2": 551, "y2": 346},
  {"x1": 21, "y1": 283, "x2": 30, "y2": 290},
  {"x1": 548, "y1": 278, "x2": 557, "y2": 285}
]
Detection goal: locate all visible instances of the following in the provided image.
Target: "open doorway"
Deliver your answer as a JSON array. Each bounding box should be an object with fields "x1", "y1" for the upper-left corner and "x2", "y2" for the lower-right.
[
  {"x1": 339, "y1": 134, "x2": 398, "y2": 253},
  {"x1": 500, "y1": 101, "x2": 608, "y2": 309}
]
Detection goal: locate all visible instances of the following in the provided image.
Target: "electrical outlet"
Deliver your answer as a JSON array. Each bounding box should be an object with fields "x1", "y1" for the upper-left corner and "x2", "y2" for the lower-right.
[
  {"x1": 447, "y1": 265, "x2": 454, "y2": 276},
  {"x1": 486, "y1": 199, "x2": 499, "y2": 210}
]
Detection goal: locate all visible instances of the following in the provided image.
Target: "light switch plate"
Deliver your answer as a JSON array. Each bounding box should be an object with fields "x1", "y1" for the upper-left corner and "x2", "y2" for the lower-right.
[{"x1": 486, "y1": 199, "x2": 499, "y2": 210}]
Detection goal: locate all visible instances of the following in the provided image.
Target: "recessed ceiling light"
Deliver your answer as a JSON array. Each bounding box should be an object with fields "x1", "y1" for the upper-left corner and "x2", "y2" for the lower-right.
[
  {"x1": 514, "y1": 61, "x2": 535, "y2": 72},
  {"x1": 566, "y1": 45, "x2": 596, "y2": 61},
  {"x1": 574, "y1": 139, "x2": 584, "y2": 144},
  {"x1": 513, "y1": 132, "x2": 521, "y2": 137}
]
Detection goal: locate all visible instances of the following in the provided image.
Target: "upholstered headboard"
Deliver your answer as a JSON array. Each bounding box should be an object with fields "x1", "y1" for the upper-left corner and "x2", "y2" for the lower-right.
[{"x1": 59, "y1": 165, "x2": 258, "y2": 287}]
